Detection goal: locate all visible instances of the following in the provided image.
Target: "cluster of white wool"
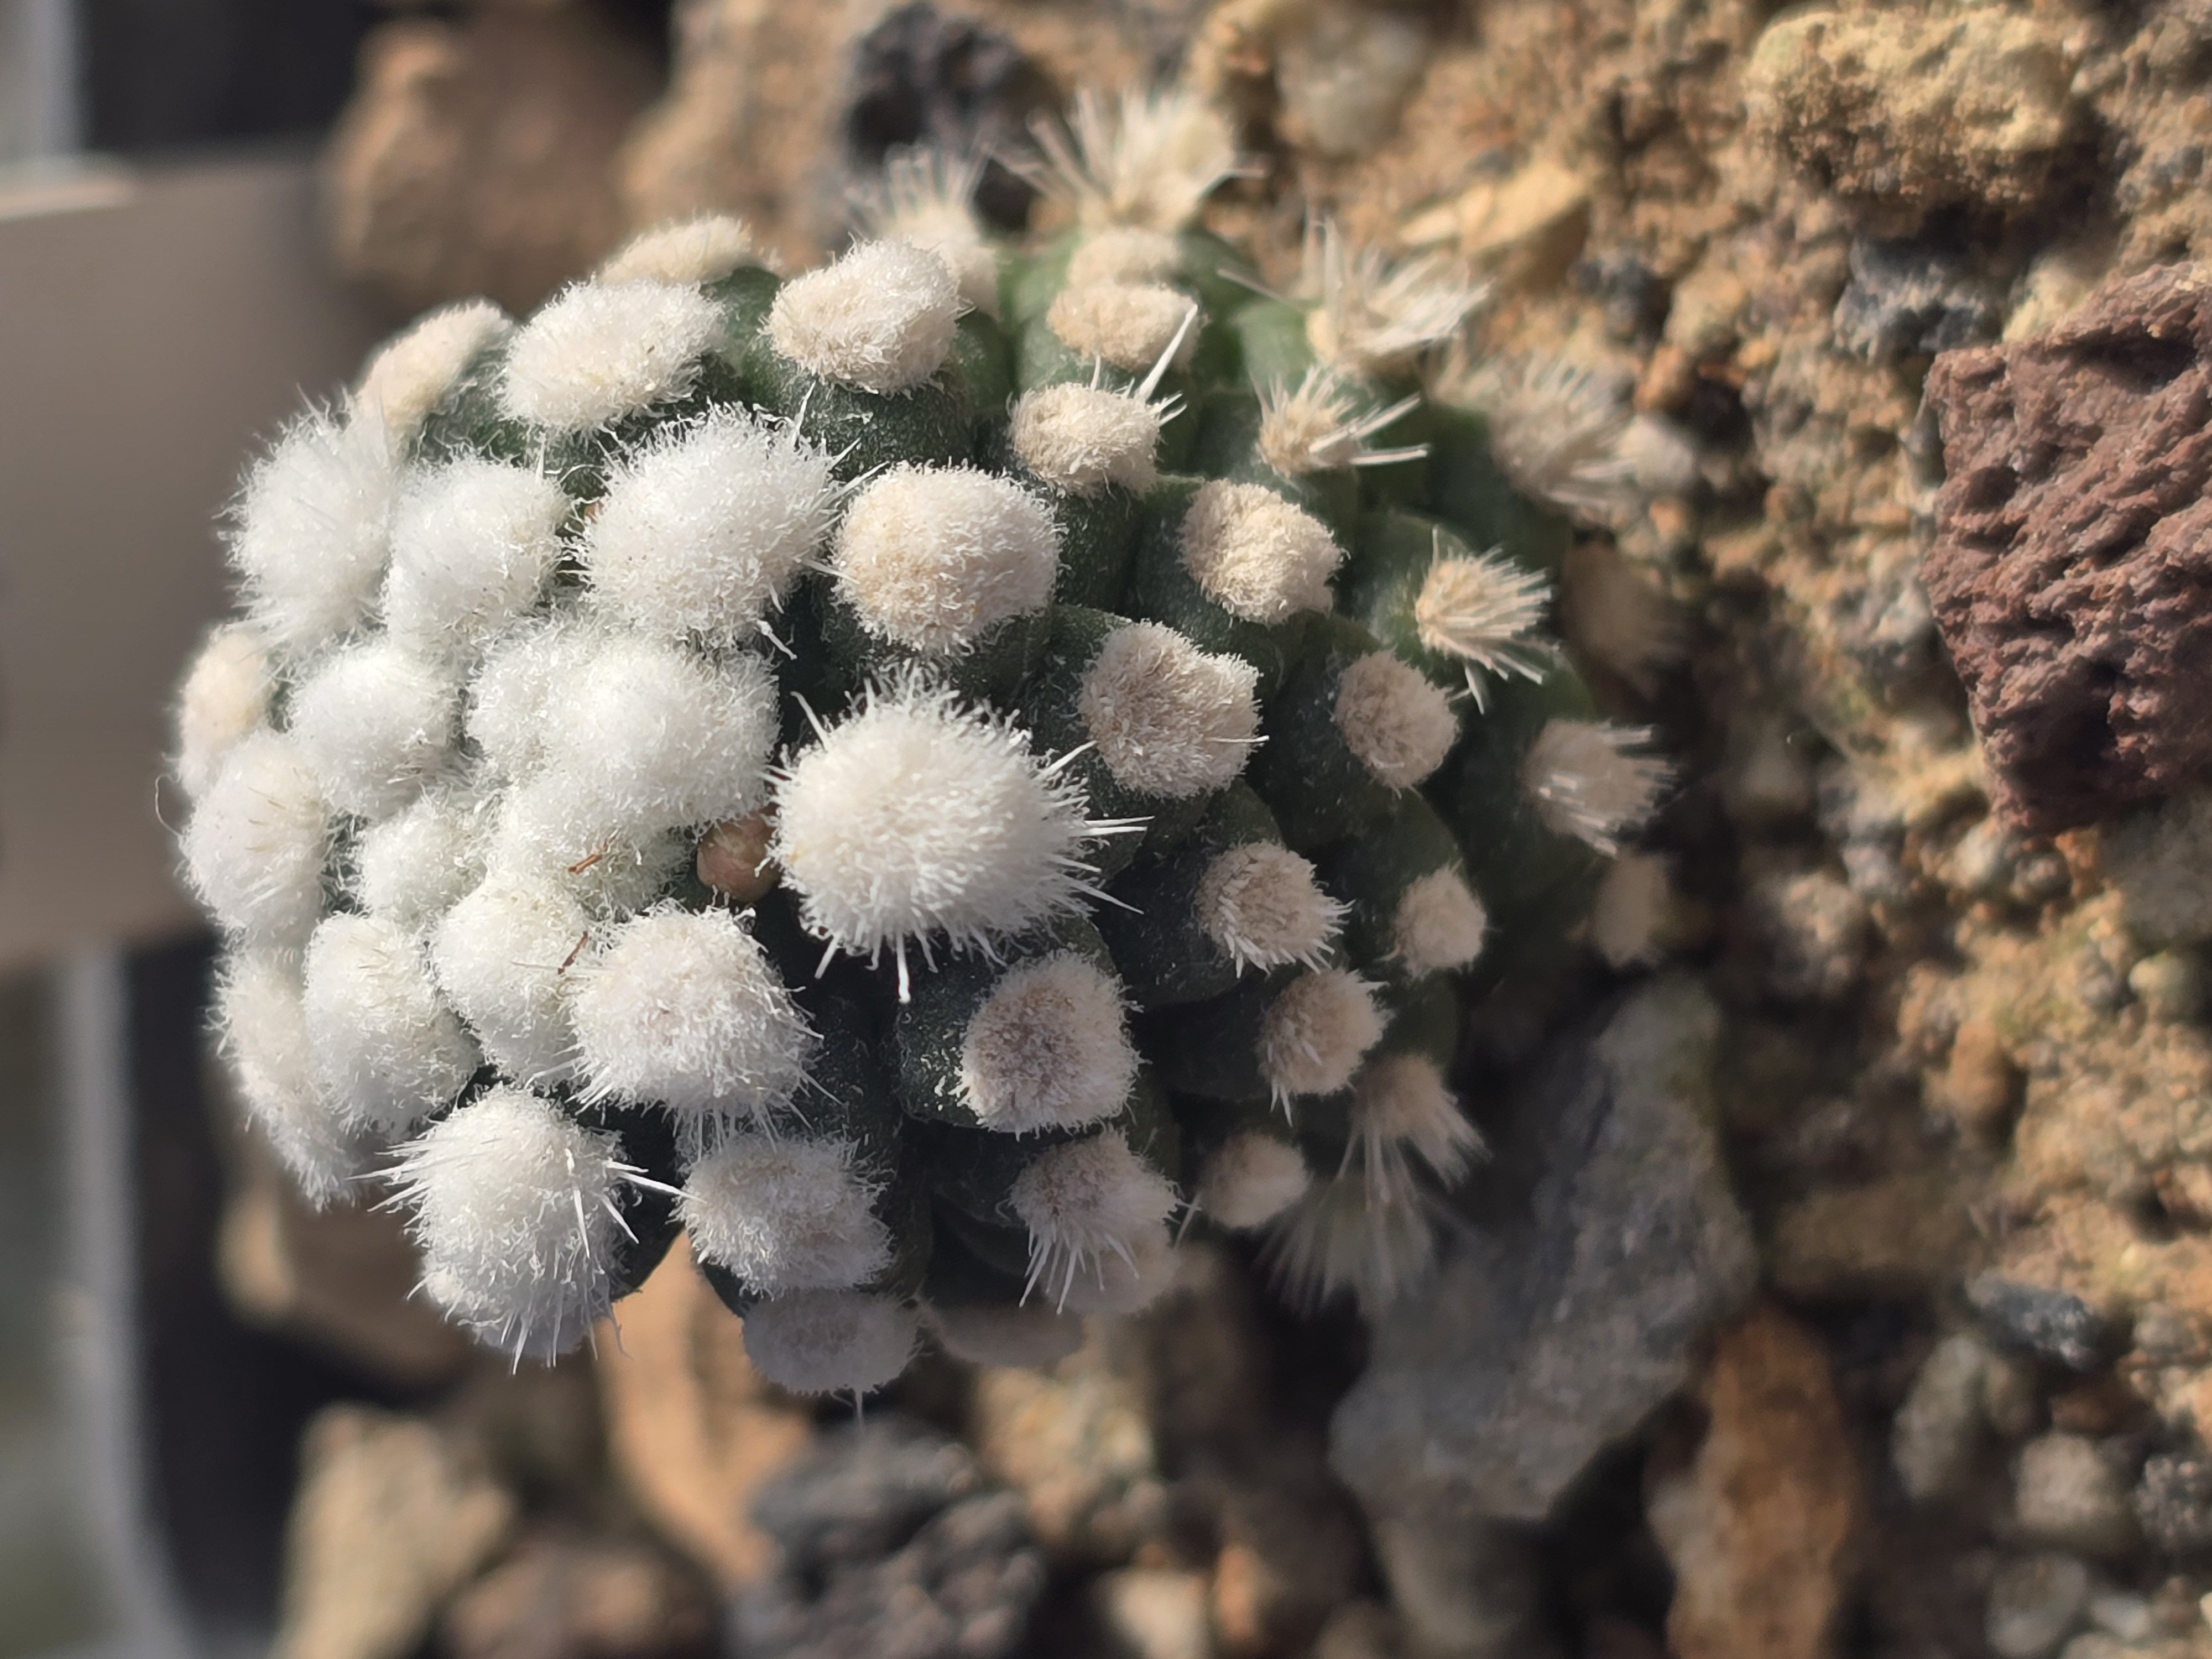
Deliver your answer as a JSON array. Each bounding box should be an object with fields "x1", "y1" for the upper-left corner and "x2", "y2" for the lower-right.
[
  {"x1": 182, "y1": 730, "x2": 331, "y2": 946},
  {"x1": 958, "y1": 952, "x2": 1138, "y2": 1133},
  {"x1": 384, "y1": 458, "x2": 569, "y2": 660},
  {"x1": 1262, "y1": 1165, "x2": 1439, "y2": 1312},
  {"x1": 352, "y1": 300, "x2": 512, "y2": 447},
  {"x1": 215, "y1": 952, "x2": 362, "y2": 1203},
  {"x1": 1333, "y1": 652, "x2": 1458, "y2": 791},
  {"x1": 286, "y1": 639, "x2": 460, "y2": 820},
  {"x1": 1256, "y1": 968, "x2": 1386, "y2": 1102},
  {"x1": 227, "y1": 410, "x2": 397, "y2": 656},
  {"x1": 680, "y1": 1133, "x2": 889, "y2": 1296},
  {"x1": 174, "y1": 624, "x2": 273, "y2": 800},
  {"x1": 1009, "y1": 1130, "x2": 1179, "y2": 1311},
  {"x1": 499, "y1": 278, "x2": 727, "y2": 433},
  {"x1": 302, "y1": 912, "x2": 479, "y2": 1135},
  {"x1": 848, "y1": 148, "x2": 1000, "y2": 318},
  {"x1": 1079, "y1": 622, "x2": 1260, "y2": 799},
  {"x1": 1256, "y1": 370, "x2": 1425, "y2": 478},
  {"x1": 833, "y1": 466, "x2": 1060, "y2": 653},
  {"x1": 1180, "y1": 479, "x2": 1344, "y2": 623},
  {"x1": 1343, "y1": 1053, "x2": 1483, "y2": 1209},
  {"x1": 739, "y1": 1290, "x2": 920, "y2": 1396},
  {"x1": 1195, "y1": 1131, "x2": 1312, "y2": 1231},
  {"x1": 597, "y1": 215, "x2": 760, "y2": 288},
  {"x1": 1521, "y1": 718, "x2": 1673, "y2": 857},
  {"x1": 1412, "y1": 541, "x2": 1556, "y2": 707},
  {"x1": 1047, "y1": 281, "x2": 1199, "y2": 374},
  {"x1": 1020, "y1": 85, "x2": 1250, "y2": 234},
  {"x1": 1300, "y1": 220, "x2": 1488, "y2": 379},
  {"x1": 768, "y1": 239, "x2": 963, "y2": 395},
  {"x1": 1440, "y1": 353, "x2": 1639, "y2": 524},
  {"x1": 1391, "y1": 868, "x2": 1490, "y2": 977},
  {"x1": 1010, "y1": 380, "x2": 1167, "y2": 496},
  {"x1": 1194, "y1": 842, "x2": 1344, "y2": 973}
]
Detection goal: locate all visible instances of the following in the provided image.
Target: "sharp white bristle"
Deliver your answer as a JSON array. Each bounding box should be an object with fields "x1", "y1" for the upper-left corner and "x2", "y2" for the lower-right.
[
  {"x1": 597, "y1": 215, "x2": 759, "y2": 286},
  {"x1": 1392, "y1": 866, "x2": 1488, "y2": 977},
  {"x1": 1009, "y1": 382, "x2": 1164, "y2": 497},
  {"x1": 175, "y1": 623, "x2": 274, "y2": 800},
  {"x1": 1079, "y1": 622, "x2": 1260, "y2": 799},
  {"x1": 1257, "y1": 969, "x2": 1384, "y2": 1102},
  {"x1": 1009, "y1": 1130, "x2": 1178, "y2": 1311},
  {"x1": 924, "y1": 1299, "x2": 1084, "y2": 1369},
  {"x1": 682, "y1": 1133, "x2": 888, "y2": 1295},
  {"x1": 1413, "y1": 544, "x2": 1554, "y2": 706},
  {"x1": 1439, "y1": 352, "x2": 1637, "y2": 523},
  {"x1": 352, "y1": 785, "x2": 488, "y2": 931},
  {"x1": 1194, "y1": 842, "x2": 1344, "y2": 973},
  {"x1": 286, "y1": 638, "x2": 461, "y2": 821},
  {"x1": 390, "y1": 1087, "x2": 634, "y2": 1361},
  {"x1": 767, "y1": 239, "x2": 962, "y2": 393},
  {"x1": 1178, "y1": 479, "x2": 1343, "y2": 624},
  {"x1": 215, "y1": 951, "x2": 362, "y2": 1205},
  {"x1": 771, "y1": 675, "x2": 1100, "y2": 971},
  {"x1": 1256, "y1": 368, "x2": 1425, "y2": 477},
  {"x1": 741, "y1": 1290, "x2": 919, "y2": 1396},
  {"x1": 430, "y1": 869, "x2": 591, "y2": 1087},
  {"x1": 302, "y1": 912, "x2": 480, "y2": 1135},
  {"x1": 1301, "y1": 221, "x2": 1486, "y2": 377},
  {"x1": 351, "y1": 300, "x2": 512, "y2": 446},
  {"x1": 583, "y1": 407, "x2": 836, "y2": 648},
  {"x1": 1261, "y1": 1167, "x2": 1438, "y2": 1311},
  {"x1": 500, "y1": 279, "x2": 726, "y2": 432},
  {"x1": 570, "y1": 905, "x2": 815, "y2": 1122},
  {"x1": 1590, "y1": 850, "x2": 1673, "y2": 969},
  {"x1": 1047, "y1": 281, "x2": 1199, "y2": 374},
  {"x1": 1521, "y1": 718, "x2": 1671, "y2": 855},
  {"x1": 1343, "y1": 1053, "x2": 1481, "y2": 1208},
  {"x1": 848, "y1": 149, "x2": 1000, "y2": 319},
  {"x1": 384, "y1": 456, "x2": 568, "y2": 662},
  {"x1": 1333, "y1": 651, "x2": 1457, "y2": 790},
  {"x1": 227, "y1": 409, "x2": 395, "y2": 659},
  {"x1": 182, "y1": 731, "x2": 331, "y2": 947},
  {"x1": 1019, "y1": 85, "x2": 1248, "y2": 233},
  {"x1": 1195, "y1": 1131, "x2": 1311, "y2": 1231},
  {"x1": 959, "y1": 951, "x2": 1136, "y2": 1133},
  {"x1": 832, "y1": 466, "x2": 1059, "y2": 655}
]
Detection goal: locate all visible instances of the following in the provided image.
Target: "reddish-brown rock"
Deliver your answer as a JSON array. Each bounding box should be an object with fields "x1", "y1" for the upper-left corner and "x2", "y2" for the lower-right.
[{"x1": 1923, "y1": 265, "x2": 2212, "y2": 833}]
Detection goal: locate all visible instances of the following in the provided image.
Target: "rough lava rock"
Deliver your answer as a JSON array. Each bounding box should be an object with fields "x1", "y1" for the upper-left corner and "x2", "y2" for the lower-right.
[{"x1": 1923, "y1": 264, "x2": 2212, "y2": 834}]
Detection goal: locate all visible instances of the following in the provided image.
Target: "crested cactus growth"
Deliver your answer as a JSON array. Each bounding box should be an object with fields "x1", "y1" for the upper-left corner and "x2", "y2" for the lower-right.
[{"x1": 174, "y1": 85, "x2": 1667, "y2": 1394}]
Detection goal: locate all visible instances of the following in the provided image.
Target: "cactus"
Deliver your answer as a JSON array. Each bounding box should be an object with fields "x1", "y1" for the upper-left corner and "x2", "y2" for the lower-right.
[{"x1": 174, "y1": 86, "x2": 1664, "y2": 1394}]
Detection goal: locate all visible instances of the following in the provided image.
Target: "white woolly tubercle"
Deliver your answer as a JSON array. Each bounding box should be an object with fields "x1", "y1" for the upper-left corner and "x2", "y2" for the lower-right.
[
  {"x1": 924, "y1": 1300, "x2": 1084, "y2": 1370},
  {"x1": 1009, "y1": 382, "x2": 1163, "y2": 497},
  {"x1": 1345, "y1": 1053, "x2": 1482, "y2": 1208},
  {"x1": 353, "y1": 786, "x2": 487, "y2": 930},
  {"x1": 767, "y1": 239, "x2": 961, "y2": 394},
  {"x1": 215, "y1": 951, "x2": 361, "y2": 1204},
  {"x1": 742, "y1": 1290, "x2": 919, "y2": 1396},
  {"x1": 1393, "y1": 867, "x2": 1489, "y2": 976},
  {"x1": 1415, "y1": 542, "x2": 1554, "y2": 706},
  {"x1": 393, "y1": 1087, "x2": 632, "y2": 1361},
  {"x1": 1047, "y1": 282, "x2": 1199, "y2": 374},
  {"x1": 834, "y1": 466, "x2": 1060, "y2": 654},
  {"x1": 1079, "y1": 622, "x2": 1260, "y2": 799},
  {"x1": 287, "y1": 638, "x2": 461, "y2": 821},
  {"x1": 352, "y1": 300, "x2": 511, "y2": 445},
  {"x1": 1590, "y1": 851, "x2": 1673, "y2": 969},
  {"x1": 431, "y1": 869, "x2": 591, "y2": 1086},
  {"x1": 1020, "y1": 85, "x2": 1246, "y2": 233},
  {"x1": 1561, "y1": 539, "x2": 1684, "y2": 697},
  {"x1": 570, "y1": 906, "x2": 814, "y2": 1120},
  {"x1": 485, "y1": 787, "x2": 690, "y2": 916},
  {"x1": 182, "y1": 731, "x2": 331, "y2": 946},
  {"x1": 1258, "y1": 969, "x2": 1385, "y2": 1102},
  {"x1": 1195, "y1": 843, "x2": 1343, "y2": 973},
  {"x1": 1522, "y1": 718, "x2": 1671, "y2": 855},
  {"x1": 1009, "y1": 1129, "x2": 1178, "y2": 1311},
  {"x1": 1444, "y1": 354, "x2": 1636, "y2": 523},
  {"x1": 598, "y1": 214, "x2": 758, "y2": 286},
  {"x1": 1333, "y1": 651, "x2": 1457, "y2": 790},
  {"x1": 384, "y1": 457, "x2": 568, "y2": 660},
  {"x1": 1057, "y1": 1222, "x2": 1176, "y2": 1317},
  {"x1": 175, "y1": 623, "x2": 273, "y2": 800},
  {"x1": 681, "y1": 1133, "x2": 888, "y2": 1295},
  {"x1": 1256, "y1": 368, "x2": 1425, "y2": 477},
  {"x1": 583, "y1": 408, "x2": 836, "y2": 647},
  {"x1": 302, "y1": 912, "x2": 479, "y2": 1135},
  {"x1": 1066, "y1": 226, "x2": 1182, "y2": 289},
  {"x1": 467, "y1": 618, "x2": 598, "y2": 781},
  {"x1": 500, "y1": 279, "x2": 726, "y2": 433},
  {"x1": 228, "y1": 408, "x2": 395, "y2": 658},
  {"x1": 1196, "y1": 1131, "x2": 1311, "y2": 1231},
  {"x1": 773, "y1": 677, "x2": 1101, "y2": 982},
  {"x1": 959, "y1": 951, "x2": 1136, "y2": 1133},
  {"x1": 1179, "y1": 479, "x2": 1343, "y2": 624},
  {"x1": 849, "y1": 149, "x2": 1000, "y2": 318},
  {"x1": 1302, "y1": 221, "x2": 1486, "y2": 378},
  {"x1": 1262, "y1": 1168, "x2": 1438, "y2": 1311}
]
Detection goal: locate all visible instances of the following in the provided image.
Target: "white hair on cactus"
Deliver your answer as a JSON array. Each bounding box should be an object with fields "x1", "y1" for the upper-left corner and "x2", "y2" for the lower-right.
[
  {"x1": 1079, "y1": 622, "x2": 1260, "y2": 797},
  {"x1": 286, "y1": 638, "x2": 461, "y2": 821},
  {"x1": 681, "y1": 1133, "x2": 888, "y2": 1294},
  {"x1": 390, "y1": 1087, "x2": 636, "y2": 1361},
  {"x1": 766, "y1": 239, "x2": 962, "y2": 394},
  {"x1": 923, "y1": 1299, "x2": 1084, "y2": 1369},
  {"x1": 533, "y1": 635, "x2": 777, "y2": 843},
  {"x1": 583, "y1": 408, "x2": 836, "y2": 648},
  {"x1": 832, "y1": 465, "x2": 1060, "y2": 655},
  {"x1": 1393, "y1": 867, "x2": 1488, "y2": 976},
  {"x1": 353, "y1": 785, "x2": 488, "y2": 930},
  {"x1": 1009, "y1": 1130, "x2": 1178, "y2": 1310},
  {"x1": 302, "y1": 912, "x2": 481, "y2": 1135},
  {"x1": 1440, "y1": 352, "x2": 1636, "y2": 523},
  {"x1": 959, "y1": 952, "x2": 1136, "y2": 1133},
  {"x1": 175, "y1": 623, "x2": 273, "y2": 800},
  {"x1": 1047, "y1": 282, "x2": 1199, "y2": 374},
  {"x1": 431, "y1": 869, "x2": 591, "y2": 1086},
  {"x1": 1178, "y1": 479, "x2": 1343, "y2": 624},
  {"x1": 1258, "y1": 969, "x2": 1384, "y2": 1102},
  {"x1": 1009, "y1": 382, "x2": 1165, "y2": 496},
  {"x1": 383, "y1": 456, "x2": 568, "y2": 661},
  {"x1": 1590, "y1": 850, "x2": 1673, "y2": 969},
  {"x1": 1333, "y1": 651, "x2": 1457, "y2": 789},
  {"x1": 1019, "y1": 85, "x2": 1248, "y2": 233},
  {"x1": 466, "y1": 617, "x2": 597, "y2": 781},
  {"x1": 1561, "y1": 539, "x2": 1684, "y2": 697},
  {"x1": 1522, "y1": 718, "x2": 1670, "y2": 855},
  {"x1": 483, "y1": 782, "x2": 688, "y2": 917},
  {"x1": 1344, "y1": 1053, "x2": 1481, "y2": 1208},
  {"x1": 1066, "y1": 226, "x2": 1182, "y2": 289},
  {"x1": 1195, "y1": 842, "x2": 1344, "y2": 973},
  {"x1": 1414, "y1": 540, "x2": 1554, "y2": 707},
  {"x1": 1261, "y1": 1167, "x2": 1437, "y2": 1311},
  {"x1": 227, "y1": 408, "x2": 395, "y2": 658},
  {"x1": 351, "y1": 299, "x2": 512, "y2": 445},
  {"x1": 849, "y1": 148, "x2": 1000, "y2": 318},
  {"x1": 1256, "y1": 368, "x2": 1425, "y2": 477},
  {"x1": 182, "y1": 731, "x2": 331, "y2": 946},
  {"x1": 771, "y1": 676, "x2": 1107, "y2": 991},
  {"x1": 597, "y1": 214, "x2": 758, "y2": 286},
  {"x1": 500, "y1": 279, "x2": 726, "y2": 433},
  {"x1": 1195, "y1": 1131, "x2": 1311, "y2": 1230},
  {"x1": 742, "y1": 1290, "x2": 919, "y2": 1396},
  {"x1": 1056, "y1": 1220, "x2": 1176, "y2": 1316},
  {"x1": 570, "y1": 906, "x2": 815, "y2": 1121},
  {"x1": 214, "y1": 951, "x2": 362, "y2": 1205},
  {"x1": 1301, "y1": 221, "x2": 1486, "y2": 377}
]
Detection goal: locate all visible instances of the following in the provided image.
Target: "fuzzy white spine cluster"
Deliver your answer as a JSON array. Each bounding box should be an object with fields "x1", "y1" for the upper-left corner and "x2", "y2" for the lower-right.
[
  {"x1": 1010, "y1": 1129, "x2": 1178, "y2": 1311},
  {"x1": 1522, "y1": 718, "x2": 1671, "y2": 855},
  {"x1": 1047, "y1": 282, "x2": 1199, "y2": 374},
  {"x1": 1392, "y1": 867, "x2": 1489, "y2": 977},
  {"x1": 182, "y1": 731, "x2": 331, "y2": 946},
  {"x1": 1079, "y1": 623, "x2": 1260, "y2": 798},
  {"x1": 681, "y1": 1133, "x2": 889, "y2": 1295},
  {"x1": 1009, "y1": 382, "x2": 1165, "y2": 495},
  {"x1": 353, "y1": 786, "x2": 487, "y2": 929},
  {"x1": 1256, "y1": 369, "x2": 1425, "y2": 477},
  {"x1": 215, "y1": 952, "x2": 361, "y2": 1203},
  {"x1": 849, "y1": 150, "x2": 1000, "y2": 319},
  {"x1": 1301, "y1": 221, "x2": 1486, "y2": 378},
  {"x1": 1262, "y1": 1167, "x2": 1438, "y2": 1311},
  {"x1": 958, "y1": 952, "x2": 1137, "y2": 1132},
  {"x1": 352, "y1": 300, "x2": 512, "y2": 446},
  {"x1": 226, "y1": 409, "x2": 396, "y2": 657},
  {"x1": 833, "y1": 467, "x2": 1060, "y2": 653},
  {"x1": 767, "y1": 239, "x2": 962, "y2": 393},
  {"x1": 384, "y1": 458, "x2": 569, "y2": 661},
  {"x1": 1196, "y1": 1131, "x2": 1311, "y2": 1230},
  {"x1": 1413, "y1": 541, "x2": 1556, "y2": 706},
  {"x1": 500, "y1": 279, "x2": 727, "y2": 432},
  {"x1": 1257, "y1": 969, "x2": 1385, "y2": 1102},
  {"x1": 1333, "y1": 651, "x2": 1458, "y2": 790},
  {"x1": 1342, "y1": 1054, "x2": 1482, "y2": 1208},
  {"x1": 1194, "y1": 843, "x2": 1343, "y2": 973},
  {"x1": 286, "y1": 639, "x2": 461, "y2": 820},
  {"x1": 175, "y1": 623, "x2": 274, "y2": 800},
  {"x1": 1441, "y1": 354, "x2": 1638, "y2": 523},
  {"x1": 303, "y1": 913, "x2": 481, "y2": 1134},
  {"x1": 597, "y1": 214, "x2": 758, "y2": 287},
  {"x1": 742, "y1": 1290, "x2": 919, "y2": 1396},
  {"x1": 430, "y1": 869, "x2": 592, "y2": 1087},
  {"x1": 1179, "y1": 480, "x2": 1344, "y2": 624},
  {"x1": 1021, "y1": 85, "x2": 1248, "y2": 233}
]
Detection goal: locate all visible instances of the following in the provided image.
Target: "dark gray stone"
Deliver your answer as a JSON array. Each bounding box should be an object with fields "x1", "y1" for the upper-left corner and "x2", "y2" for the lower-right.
[
  {"x1": 1833, "y1": 238, "x2": 1998, "y2": 361},
  {"x1": 1967, "y1": 1276, "x2": 2121, "y2": 1373},
  {"x1": 2133, "y1": 1453, "x2": 2212, "y2": 1555}
]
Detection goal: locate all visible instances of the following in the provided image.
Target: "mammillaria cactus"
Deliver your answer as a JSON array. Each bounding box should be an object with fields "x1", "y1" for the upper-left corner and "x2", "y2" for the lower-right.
[{"x1": 174, "y1": 86, "x2": 1665, "y2": 1395}]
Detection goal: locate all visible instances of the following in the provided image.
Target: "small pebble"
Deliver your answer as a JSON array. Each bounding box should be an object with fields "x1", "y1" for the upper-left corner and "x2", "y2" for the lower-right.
[
  {"x1": 2014, "y1": 1434, "x2": 2141, "y2": 1559},
  {"x1": 1986, "y1": 1553, "x2": 2091, "y2": 1659},
  {"x1": 2129, "y1": 951, "x2": 2205, "y2": 1022},
  {"x1": 2086, "y1": 1589, "x2": 2154, "y2": 1642},
  {"x1": 1893, "y1": 1332, "x2": 1990, "y2": 1503},
  {"x1": 2134, "y1": 1453, "x2": 2212, "y2": 1554},
  {"x1": 1969, "y1": 1276, "x2": 2120, "y2": 1373}
]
